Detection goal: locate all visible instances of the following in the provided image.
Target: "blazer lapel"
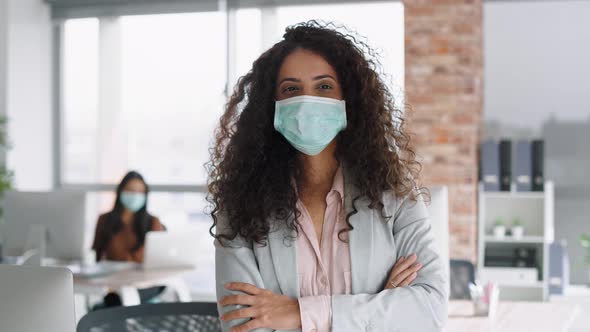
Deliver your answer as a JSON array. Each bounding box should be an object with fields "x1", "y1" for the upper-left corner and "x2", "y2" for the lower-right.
[
  {"x1": 267, "y1": 222, "x2": 299, "y2": 298},
  {"x1": 267, "y1": 165, "x2": 374, "y2": 297},
  {"x1": 343, "y1": 165, "x2": 374, "y2": 294}
]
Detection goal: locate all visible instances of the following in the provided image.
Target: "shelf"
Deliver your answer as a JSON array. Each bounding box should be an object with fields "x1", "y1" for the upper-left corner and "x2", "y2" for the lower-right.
[
  {"x1": 484, "y1": 235, "x2": 545, "y2": 244},
  {"x1": 496, "y1": 281, "x2": 544, "y2": 288},
  {"x1": 482, "y1": 191, "x2": 545, "y2": 199}
]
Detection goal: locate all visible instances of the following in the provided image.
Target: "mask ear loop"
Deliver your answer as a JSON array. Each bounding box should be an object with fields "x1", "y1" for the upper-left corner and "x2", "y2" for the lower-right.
[{"x1": 340, "y1": 99, "x2": 347, "y2": 128}]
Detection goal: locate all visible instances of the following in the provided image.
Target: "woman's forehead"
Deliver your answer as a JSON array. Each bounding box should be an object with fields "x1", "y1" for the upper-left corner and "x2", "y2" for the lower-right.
[
  {"x1": 124, "y1": 179, "x2": 146, "y2": 191},
  {"x1": 277, "y1": 49, "x2": 338, "y2": 81}
]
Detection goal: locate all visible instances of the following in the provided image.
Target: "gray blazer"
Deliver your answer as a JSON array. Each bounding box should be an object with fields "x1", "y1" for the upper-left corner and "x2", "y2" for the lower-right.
[{"x1": 215, "y1": 167, "x2": 449, "y2": 332}]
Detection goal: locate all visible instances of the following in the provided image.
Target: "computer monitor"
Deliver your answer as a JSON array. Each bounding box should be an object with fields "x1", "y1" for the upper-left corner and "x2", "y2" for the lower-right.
[
  {"x1": 0, "y1": 265, "x2": 76, "y2": 332},
  {"x1": 1, "y1": 191, "x2": 94, "y2": 260}
]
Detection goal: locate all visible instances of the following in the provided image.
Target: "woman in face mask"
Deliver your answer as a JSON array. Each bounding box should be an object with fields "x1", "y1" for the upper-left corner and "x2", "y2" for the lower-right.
[
  {"x1": 209, "y1": 21, "x2": 448, "y2": 332},
  {"x1": 92, "y1": 171, "x2": 165, "y2": 263}
]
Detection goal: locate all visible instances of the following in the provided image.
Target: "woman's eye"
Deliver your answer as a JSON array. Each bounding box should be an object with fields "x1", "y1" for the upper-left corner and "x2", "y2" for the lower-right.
[
  {"x1": 283, "y1": 86, "x2": 298, "y2": 93},
  {"x1": 318, "y1": 84, "x2": 333, "y2": 90}
]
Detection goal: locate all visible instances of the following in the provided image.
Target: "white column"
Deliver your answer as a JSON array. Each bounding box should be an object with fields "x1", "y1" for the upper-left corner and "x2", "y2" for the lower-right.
[
  {"x1": 260, "y1": 6, "x2": 278, "y2": 51},
  {"x1": 225, "y1": 2, "x2": 237, "y2": 96},
  {"x1": 5, "y1": 0, "x2": 53, "y2": 190},
  {"x1": 0, "y1": 0, "x2": 8, "y2": 124},
  {"x1": 0, "y1": 0, "x2": 8, "y2": 178},
  {"x1": 97, "y1": 17, "x2": 127, "y2": 184}
]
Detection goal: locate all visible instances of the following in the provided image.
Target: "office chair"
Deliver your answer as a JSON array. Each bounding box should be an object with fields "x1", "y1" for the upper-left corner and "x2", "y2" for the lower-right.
[
  {"x1": 450, "y1": 259, "x2": 476, "y2": 300},
  {"x1": 77, "y1": 302, "x2": 220, "y2": 332}
]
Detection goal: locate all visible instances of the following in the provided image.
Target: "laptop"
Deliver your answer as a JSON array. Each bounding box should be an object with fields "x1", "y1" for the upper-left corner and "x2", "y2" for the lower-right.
[
  {"x1": 0, "y1": 265, "x2": 75, "y2": 332},
  {"x1": 143, "y1": 230, "x2": 200, "y2": 270}
]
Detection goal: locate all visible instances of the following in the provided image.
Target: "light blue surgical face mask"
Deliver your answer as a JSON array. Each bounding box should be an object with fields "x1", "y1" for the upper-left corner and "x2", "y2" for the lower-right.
[
  {"x1": 119, "y1": 191, "x2": 146, "y2": 213},
  {"x1": 274, "y1": 95, "x2": 347, "y2": 156}
]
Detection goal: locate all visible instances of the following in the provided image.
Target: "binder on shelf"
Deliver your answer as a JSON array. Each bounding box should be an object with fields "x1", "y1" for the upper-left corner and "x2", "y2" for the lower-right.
[
  {"x1": 481, "y1": 140, "x2": 500, "y2": 191},
  {"x1": 499, "y1": 140, "x2": 512, "y2": 191},
  {"x1": 514, "y1": 140, "x2": 532, "y2": 191},
  {"x1": 532, "y1": 140, "x2": 544, "y2": 191},
  {"x1": 548, "y1": 241, "x2": 569, "y2": 295}
]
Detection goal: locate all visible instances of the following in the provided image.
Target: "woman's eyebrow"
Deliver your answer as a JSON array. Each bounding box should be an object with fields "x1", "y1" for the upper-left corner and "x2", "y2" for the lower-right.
[
  {"x1": 278, "y1": 75, "x2": 336, "y2": 85},
  {"x1": 313, "y1": 74, "x2": 336, "y2": 81},
  {"x1": 278, "y1": 77, "x2": 301, "y2": 85}
]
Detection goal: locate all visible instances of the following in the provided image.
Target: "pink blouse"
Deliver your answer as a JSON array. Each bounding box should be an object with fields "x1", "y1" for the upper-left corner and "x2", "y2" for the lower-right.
[{"x1": 296, "y1": 166, "x2": 352, "y2": 332}]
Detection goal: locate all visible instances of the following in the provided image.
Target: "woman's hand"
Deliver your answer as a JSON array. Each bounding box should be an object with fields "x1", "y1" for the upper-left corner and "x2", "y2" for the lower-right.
[
  {"x1": 219, "y1": 282, "x2": 301, "y2": 332},
  {"x1": 384, "y1": 253, "x2": 423, "y2": 289}
]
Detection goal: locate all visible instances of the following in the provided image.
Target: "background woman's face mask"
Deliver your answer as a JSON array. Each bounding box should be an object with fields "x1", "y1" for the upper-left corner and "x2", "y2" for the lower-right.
[
  {"x1": 274, "y1": 95, "x2": 347, "y2": 156},
  {"x1": 119, "y1": 191, "x2": 146, "y2": 212}
]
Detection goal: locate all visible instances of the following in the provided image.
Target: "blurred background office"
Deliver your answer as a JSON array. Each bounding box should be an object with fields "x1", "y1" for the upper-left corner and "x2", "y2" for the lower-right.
[{"x1": 0, "y1": 0, "x2": 589, "y2": 330}]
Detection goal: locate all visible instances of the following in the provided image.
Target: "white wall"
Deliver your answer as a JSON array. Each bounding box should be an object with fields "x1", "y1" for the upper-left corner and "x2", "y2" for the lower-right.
[
  {"x1": 5, "y1": 0, "x2": 54, "y2": 190},
  {"x1": 0, "y1": 0, "x2": 9, "y2": 172},
  {"x1": 0, "y1": 0, "x2": 8, "y2": 123},
  {"x1": 484, "y1": 1, "x2": 590, "y2": 132},
  {"x1": 484, "y1": 1, "x2": 590, "y2": 284}
]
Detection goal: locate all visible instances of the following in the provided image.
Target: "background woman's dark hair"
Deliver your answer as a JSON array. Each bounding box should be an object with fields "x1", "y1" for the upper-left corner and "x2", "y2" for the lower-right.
[
  {"x1": 94, "y1": 170, "x2": 154, "y2": 260},
  {"x1": 207, "y1": 20, "x2": 423, "y2": 245}
]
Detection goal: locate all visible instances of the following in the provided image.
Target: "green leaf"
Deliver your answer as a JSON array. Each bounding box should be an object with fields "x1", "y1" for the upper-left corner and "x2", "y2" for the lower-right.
[
  {"x1": 0, "y1": 117, "x2": 13, "y2": 218},
  {"x1": 580, "y1": 234, "x2": 590, "y2": 248}
]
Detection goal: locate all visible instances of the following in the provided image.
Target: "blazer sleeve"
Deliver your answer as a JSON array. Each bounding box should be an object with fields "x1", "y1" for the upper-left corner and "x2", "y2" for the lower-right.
[
  {"x1": 215, "y1": 214, "x2": 274, "y2": 332},
  {"x1": 331, "y1": 193, "x2": 449, "y2": 332}
]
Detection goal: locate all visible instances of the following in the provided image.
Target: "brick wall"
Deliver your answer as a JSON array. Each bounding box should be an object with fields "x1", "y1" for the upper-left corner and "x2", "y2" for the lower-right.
[{"x1": 404, "y1": 0, "x2": 483, "y2": 262}]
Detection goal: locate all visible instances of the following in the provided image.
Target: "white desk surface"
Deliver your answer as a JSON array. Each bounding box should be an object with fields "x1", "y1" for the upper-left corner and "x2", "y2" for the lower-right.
[
  {"x1": 446, "y1": 300, "x2": 580, "y2": 332},
  {"x1": 551, "y1": 285, "x2": 590, "y2": 331},
  {"x1": 73, "y1": 267, "x2": 193, "y2": 295}
]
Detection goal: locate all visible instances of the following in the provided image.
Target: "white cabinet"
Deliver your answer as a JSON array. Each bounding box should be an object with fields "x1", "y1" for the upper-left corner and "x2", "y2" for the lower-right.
[{"x1": 477, "y1": 181, "x2": 554, "y2": 301}]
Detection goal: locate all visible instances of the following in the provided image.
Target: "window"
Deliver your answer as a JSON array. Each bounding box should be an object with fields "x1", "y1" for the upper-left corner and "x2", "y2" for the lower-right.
[
  {"x1": 63, "y1": 12, "x2": 226, "y2": 186},
  {"x1": 275, "y1": 2, "x2": 405, "y2": 102},
  {"x1": 233, "y1": 2, "x2": 405, "y2": 105},
  {"x1": 59, "y1": 1, "x2": 404, "y2": 233},
  {"x1": 58, "y1": 1, "x2": 404, "y2": 293},
  {"x1": 63, "y1": 18, "x2": 99, "y2": 184}
]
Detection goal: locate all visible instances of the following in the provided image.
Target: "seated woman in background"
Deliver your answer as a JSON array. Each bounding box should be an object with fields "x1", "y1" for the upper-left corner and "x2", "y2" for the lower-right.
[{"x1": 92, "y1": 170, "x2": 165, "y2": 263}]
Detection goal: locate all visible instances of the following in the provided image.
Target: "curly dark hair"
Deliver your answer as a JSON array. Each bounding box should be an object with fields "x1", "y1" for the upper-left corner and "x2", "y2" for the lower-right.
[{"x1": 207, "y1": 21, "x2": 422, "y2": 245}]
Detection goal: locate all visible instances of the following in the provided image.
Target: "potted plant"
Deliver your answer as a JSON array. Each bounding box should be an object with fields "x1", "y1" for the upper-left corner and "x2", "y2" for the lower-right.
[
  {"x1": 0, "y1": 116, "x2": 14, "y2": 261},
  {"x1": 579, "y1": 233, "x2": 590, "y2": 285},
  {"x1": 493, "y1": 219, "x2": 506, "y2": 239},
  {"x1": 511, "y1": 218, "x2": 525, "y2": 239}
]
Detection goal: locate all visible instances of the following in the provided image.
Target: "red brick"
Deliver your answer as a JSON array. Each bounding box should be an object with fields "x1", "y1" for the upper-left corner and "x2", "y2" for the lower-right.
[{"x1": 405, "y1": 0, "x2": 483, "y2": 263}]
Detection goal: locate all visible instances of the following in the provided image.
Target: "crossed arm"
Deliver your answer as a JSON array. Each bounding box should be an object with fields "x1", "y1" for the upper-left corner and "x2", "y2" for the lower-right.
[{"x1": 215, "y1": 197, "x2": 448, "y2": 332}]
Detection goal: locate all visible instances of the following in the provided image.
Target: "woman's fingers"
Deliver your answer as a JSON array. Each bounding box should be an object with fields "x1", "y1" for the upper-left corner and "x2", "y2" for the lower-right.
[
  {"x1": 220, "y1": 294, "x2": 256, "y2": 306},
  {"x1": 393, "y1": 256, "x2": 405, "y2": 268},
  {"x1": 230, "y1": 319, "x2": 263, "y2": 332},
  {"x1": 390, "y1": 253, "x2": 417, "y2": 277},
  {"x1": 224, "y1": 282, "x2": 264, "y2": 295},
  {"x1": 398, "y1": 272, "x2": 418, "y2": 287},
  {"x1": 384, "y1": 253, "x2": 423, "y2": 289},
  {"x1": 221, "y1": 306, "x2": 257, "y2": 322},
  {"x1": 390, "y1": 262, "x2": 422, "y2": 287},
  {"x1": 218, "y1": 287, "x2": 300, "y2": 331}
]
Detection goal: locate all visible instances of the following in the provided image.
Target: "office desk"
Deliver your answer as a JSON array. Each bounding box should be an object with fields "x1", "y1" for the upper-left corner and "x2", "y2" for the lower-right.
[
  {"x1": 74, "y1": 267, "x2": 193, "y2": 295},
  {"x1": 74, "y1": 267, "x2": 196, "y2": 308},
  {"x1": 551, "y1": 285, "x2": 590, "y2": 331},
  {"x1": 447, "y1": 300, "x2": 580, "y2": 332}
]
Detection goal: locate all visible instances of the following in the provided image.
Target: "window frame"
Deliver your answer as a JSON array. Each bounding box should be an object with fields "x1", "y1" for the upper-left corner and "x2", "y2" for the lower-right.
[
  {"x1": 54, "y1": 13, "x2": 230, "y2": 192},
  {"x1": 53, "y1": 0, "x2": 403, "y2": 194}
]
